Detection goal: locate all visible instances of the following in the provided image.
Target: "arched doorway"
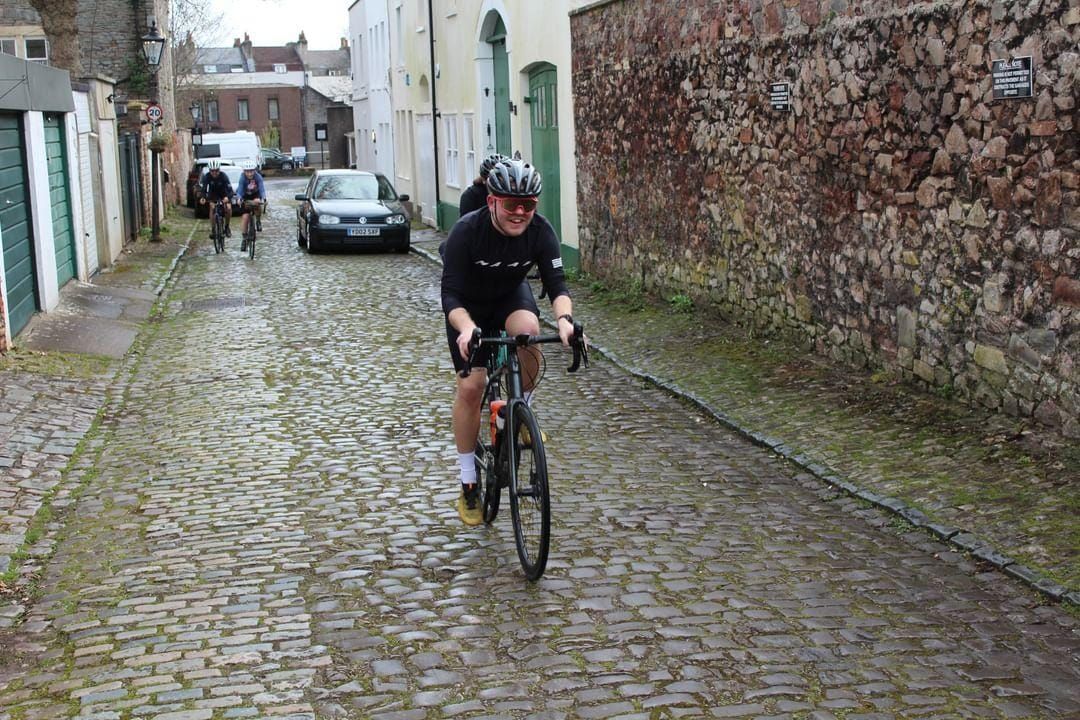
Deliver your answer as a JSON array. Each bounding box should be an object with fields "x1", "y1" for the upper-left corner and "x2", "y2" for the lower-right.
[{"x1": 484, "y1": 15, "x2": 510, "y2": 156}]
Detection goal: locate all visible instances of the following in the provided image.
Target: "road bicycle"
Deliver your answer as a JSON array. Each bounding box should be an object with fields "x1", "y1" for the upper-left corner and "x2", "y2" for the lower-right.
[
  {"x1": 240, "y1": 200, "x2": 260, "y2": 259},
  {"x1": 461, "y1": 322, "x2": 588, "y2": 580},
  {"x1": 209, "y1": 199, "x2": 227, "y2": 254}
]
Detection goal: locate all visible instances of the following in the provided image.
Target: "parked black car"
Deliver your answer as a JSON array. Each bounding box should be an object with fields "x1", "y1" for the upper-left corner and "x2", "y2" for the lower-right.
[
  {"x1": 259, "y1": 148, "x2": 295, "y2": 171},
  {"x1": 295, "y1": 170, "x2": 411, "y2": 253}
]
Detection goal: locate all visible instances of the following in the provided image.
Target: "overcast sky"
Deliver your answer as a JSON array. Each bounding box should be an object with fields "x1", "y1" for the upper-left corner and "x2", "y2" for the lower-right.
[{"x1": 208, "y1": 1, "x2": 351, "y2": 51}]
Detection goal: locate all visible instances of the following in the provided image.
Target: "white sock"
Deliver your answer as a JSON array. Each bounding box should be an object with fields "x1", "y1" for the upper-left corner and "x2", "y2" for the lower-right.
[
  {"x1": 524, "y1": 390, "x2": 534, "y2": 406},
  {"x1": 458, "y1": 452, "x2": 477, "y2": 485}
]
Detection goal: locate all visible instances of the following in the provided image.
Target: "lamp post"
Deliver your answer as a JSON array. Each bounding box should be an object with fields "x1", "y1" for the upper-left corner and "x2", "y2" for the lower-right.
[
  {"x1": 142, "y1": 21, "x2": 166, "y2": 242},
  {"x1": 190, "y1": 103, "x2": 202, "y2": 153}
]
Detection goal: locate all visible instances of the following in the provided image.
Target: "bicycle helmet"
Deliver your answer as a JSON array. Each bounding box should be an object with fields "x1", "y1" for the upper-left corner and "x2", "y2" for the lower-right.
[
  {"x1": 486, "y1": 159, "x2": 542, "y2": 197},
  {"x1": 206, "y1": 159, "x2": 221, "y2": 170},
  {"x1": 478, "y1": 153, "x2": 507, "y2": 179},
  {"x1": 240, "y1": 160, "x2": 257, "y2": 171}
]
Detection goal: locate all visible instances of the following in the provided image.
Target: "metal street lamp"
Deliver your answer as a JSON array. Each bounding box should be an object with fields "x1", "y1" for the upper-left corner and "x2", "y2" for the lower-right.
[
  {"x1": 141, "y1": 22, "x2": 165, "y2": 67},
  {"x1": 142, "y1": 20, "x2": 166, "y2": 242}
]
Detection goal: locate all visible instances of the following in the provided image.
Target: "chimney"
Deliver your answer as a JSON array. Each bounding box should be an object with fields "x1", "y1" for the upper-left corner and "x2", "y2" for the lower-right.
[
  {"x1": 298, "y1": 31, "x2": 308, "y2": 48},
  {"x1": 233, "y1": 37, "x2": 241, "y2": 47},
  {"x1": 340, "y1": 37, "x2": 348, "y2": 49}
]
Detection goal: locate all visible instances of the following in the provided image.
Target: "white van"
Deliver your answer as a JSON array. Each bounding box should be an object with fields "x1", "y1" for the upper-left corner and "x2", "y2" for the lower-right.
[{"x1": 198, "y1": 130, "x2": 261, "y2": 170}]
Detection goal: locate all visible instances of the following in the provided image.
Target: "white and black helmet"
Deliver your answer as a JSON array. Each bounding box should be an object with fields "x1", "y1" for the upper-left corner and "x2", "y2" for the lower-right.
[
  {"x1": 479, "y1": 153, "x2": 507, "y2": 179},
  {"x1": 486, "y1": 159, "x2": 542, "y2": 197}
]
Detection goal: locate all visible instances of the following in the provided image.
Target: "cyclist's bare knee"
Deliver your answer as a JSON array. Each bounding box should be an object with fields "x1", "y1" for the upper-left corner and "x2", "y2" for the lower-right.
[{"x1": 505, "y1": 309, "x2": 539, "y2": 336}]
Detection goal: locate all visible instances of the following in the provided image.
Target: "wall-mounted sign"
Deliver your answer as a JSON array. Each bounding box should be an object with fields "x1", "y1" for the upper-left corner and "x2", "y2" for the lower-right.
[
  {"x1": 314, "y1": 123, "x2": 328, "y2": 142},
  {"x1": 770, "y1": 82, "x2": 791, "y2": 111},
  {"x1": 991, "y1": 57, "x2": 1033, "y2": 100}
]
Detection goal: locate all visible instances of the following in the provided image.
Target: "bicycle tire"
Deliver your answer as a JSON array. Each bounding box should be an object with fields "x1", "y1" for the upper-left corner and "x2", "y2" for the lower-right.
[
  {"x1": 507, "y1": 402, "x2": 550, "y2": 580},
  {"x1": 477, "y1": 438, "x2": 500, "y2": 524},
  {"x1": 213, "y1": 215, "x2": 224, "y2": 254},
  {"x1": 247, "y1": 226, "x2": 256, "y2": 259}
]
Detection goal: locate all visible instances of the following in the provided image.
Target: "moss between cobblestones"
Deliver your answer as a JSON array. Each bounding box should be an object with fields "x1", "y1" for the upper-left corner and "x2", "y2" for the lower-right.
[
  {"x1": 565, "y1": 273, "x2": 1080, "y2": 592},
  {"x1": 0, "y1": 348, "x2": 114, "y2": 378}
]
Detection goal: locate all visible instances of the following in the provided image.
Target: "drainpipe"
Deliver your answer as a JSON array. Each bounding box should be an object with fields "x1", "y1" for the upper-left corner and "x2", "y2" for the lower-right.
[{"x1": 427, "y1": 0, "x2": 440, "y2": 226}]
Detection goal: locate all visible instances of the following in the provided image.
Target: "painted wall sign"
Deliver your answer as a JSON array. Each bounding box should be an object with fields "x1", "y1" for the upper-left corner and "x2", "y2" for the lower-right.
[
  {"x1": 770, "y1": 82, "x2": 791, "y2": 111},
  {"x1": 991, "y1": 57, "x2": 1033, "y2": 100}
]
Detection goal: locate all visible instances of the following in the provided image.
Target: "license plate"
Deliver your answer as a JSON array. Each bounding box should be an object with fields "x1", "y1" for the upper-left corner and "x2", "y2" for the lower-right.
[{"x1": 348, "y1": 227, "x2": 380, "y2": 236}]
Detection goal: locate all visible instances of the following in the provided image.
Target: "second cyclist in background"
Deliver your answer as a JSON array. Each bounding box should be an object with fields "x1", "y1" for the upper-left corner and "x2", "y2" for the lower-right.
[{"x1": 237, "y1": 160, "x2": 266, "y2": 251}]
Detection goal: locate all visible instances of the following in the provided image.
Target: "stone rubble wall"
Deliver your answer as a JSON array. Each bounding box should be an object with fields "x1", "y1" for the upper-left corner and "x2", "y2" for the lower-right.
[{"x1": 571, "y1": 0, "x2": 1079, "y2": 436}]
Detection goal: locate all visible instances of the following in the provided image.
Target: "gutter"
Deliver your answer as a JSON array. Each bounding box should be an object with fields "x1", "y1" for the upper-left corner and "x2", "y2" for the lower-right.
[{"x1": 428, "y1": 0, "x2": 440, "y2": 224}]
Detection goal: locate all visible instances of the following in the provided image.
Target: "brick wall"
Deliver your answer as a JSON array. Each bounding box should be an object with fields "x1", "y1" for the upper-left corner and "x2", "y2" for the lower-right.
[
  {"x1": 180, "y1": 86, "x2": 305, "y2": 153},
  {"x1": 572, "y1": 0, "x2": 1079, "y2": 435}
]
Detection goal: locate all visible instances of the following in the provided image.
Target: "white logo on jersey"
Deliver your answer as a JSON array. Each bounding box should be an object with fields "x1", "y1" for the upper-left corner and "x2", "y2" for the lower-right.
[{"x1": 552, "y1": 257, "x2": 563, "y2": 269}]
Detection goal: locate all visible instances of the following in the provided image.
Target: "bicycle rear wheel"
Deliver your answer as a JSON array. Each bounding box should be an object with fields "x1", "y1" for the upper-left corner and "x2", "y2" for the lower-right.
[
  {"x1": 214, "y1": 215, "x2": 224, "y2": 253},
  {"x1": 247, "y1": 226, "x2": 256, "y2": 259},
  {"x1": 508, "y1": 402, "x2": 550, "y2": 580}
]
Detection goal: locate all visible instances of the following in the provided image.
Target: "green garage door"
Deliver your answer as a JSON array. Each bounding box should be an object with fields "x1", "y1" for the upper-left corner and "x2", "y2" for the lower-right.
[
  {"x1": 0, "y1": 112, "x2": 38, "y2": 336},
  {"x1": 529, "y1": 65, "x2": 561, "y2": 241},
  {"x1": 45, "y1": 113, "x2": 76, "y2": 286}
]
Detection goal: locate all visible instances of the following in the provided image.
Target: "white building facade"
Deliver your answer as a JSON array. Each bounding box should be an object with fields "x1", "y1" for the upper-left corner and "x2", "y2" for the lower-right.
[
  {"x1": 349, "y1": 0, "x2": 395, "y2": 180},
  {"x1": 377, "y1": 0, "x2": 580, "y2": 267}
]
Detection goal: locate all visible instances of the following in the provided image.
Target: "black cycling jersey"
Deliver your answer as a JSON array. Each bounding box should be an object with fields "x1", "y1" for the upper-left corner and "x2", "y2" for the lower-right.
[
  {"x1": 458, "y1": 182, "x2": 488, "y2": 216},
  {"x1": 200, "y1": 172, "x2": 235, "y2": 202},
  {"x1": 441, "y1": 207, "x2": 569, "y2": 318}
]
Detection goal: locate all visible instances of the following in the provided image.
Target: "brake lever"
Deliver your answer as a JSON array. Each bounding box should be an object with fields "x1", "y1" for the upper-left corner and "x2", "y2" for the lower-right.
[
  {"x1": 458, "y1": 327, "x2": 483, "y2": 378},
  {"x1": 567, "y1": 322, "x2": 588, "y2": 373}
]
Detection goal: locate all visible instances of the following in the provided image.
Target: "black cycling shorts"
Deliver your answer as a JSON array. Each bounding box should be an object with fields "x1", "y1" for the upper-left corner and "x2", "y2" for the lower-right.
[{"x1": 445, "y1": 281, "x2": 540, "y2": 373}]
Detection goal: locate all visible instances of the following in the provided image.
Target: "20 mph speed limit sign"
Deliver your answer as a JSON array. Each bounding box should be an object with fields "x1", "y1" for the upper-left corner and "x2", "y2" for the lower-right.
[{"x1": 145, "y1": 103, "x2": 163, "y2": 123}]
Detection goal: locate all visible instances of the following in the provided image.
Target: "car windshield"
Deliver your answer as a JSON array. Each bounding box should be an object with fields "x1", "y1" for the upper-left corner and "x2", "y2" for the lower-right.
[{"x1": 313, "y1": 175, "x2": 385, "y2": 200}]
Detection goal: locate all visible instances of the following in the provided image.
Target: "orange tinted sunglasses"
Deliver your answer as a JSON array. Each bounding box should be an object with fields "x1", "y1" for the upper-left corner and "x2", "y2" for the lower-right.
[{"x1": 494, "y1": 196, "x2": 538, "y2": 213}]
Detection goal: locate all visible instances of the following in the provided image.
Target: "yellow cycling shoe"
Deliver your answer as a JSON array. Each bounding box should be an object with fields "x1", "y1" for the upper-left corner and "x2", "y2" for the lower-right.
[
  {"x1": 518, "y1": 425, "x2": 547, "y2": 448},
  {"x1": 457, "y1": 483, "x2": 483, "y2": 526}
]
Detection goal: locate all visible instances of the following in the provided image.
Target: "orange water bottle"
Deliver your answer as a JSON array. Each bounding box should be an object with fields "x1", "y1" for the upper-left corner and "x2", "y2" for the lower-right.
[{"x1": 489, "y1": 400, "x2": 507, "y2": 444}]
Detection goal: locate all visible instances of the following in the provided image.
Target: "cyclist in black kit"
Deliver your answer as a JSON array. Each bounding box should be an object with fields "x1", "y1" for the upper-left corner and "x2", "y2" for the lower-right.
[
  {"x1": 441, "y1": 158, "x2": 577, "y2": 526},
  {"x1": 458, "y1": 153, "x2": 507, "y2": 217}
]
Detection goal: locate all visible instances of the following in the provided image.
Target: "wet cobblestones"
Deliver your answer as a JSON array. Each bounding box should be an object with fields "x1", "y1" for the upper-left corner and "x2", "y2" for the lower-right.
[{"x1": 0, "y1": 182, "x2": 1078, "y2": 718}]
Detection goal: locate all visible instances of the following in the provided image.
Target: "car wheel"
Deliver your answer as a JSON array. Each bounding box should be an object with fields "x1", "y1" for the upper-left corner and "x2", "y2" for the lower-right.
[
  {"x1": 307, "y1": 230, "x2": 321, "y2": 253},
  {"x1": 297, "y1": 227, "x2": 307, "y2": 248},
  {"x1": 282, "y1": 161, "x2": 293, "y2": 171},
  {"x1": 394, "y1": 239, "x2": 410, "y2": 254}
]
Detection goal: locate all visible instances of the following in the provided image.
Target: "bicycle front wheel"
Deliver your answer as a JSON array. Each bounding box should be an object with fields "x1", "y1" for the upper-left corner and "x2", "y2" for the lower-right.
[
  {"x1": 248, "y1": 228, "x2": 256, "y2": 259},
  {"x1": 508, "y1": 403, "x2": 550, "y2": 580},
  {"x1": 214, "y1": 216, "x2": 224, "y2": 253}
]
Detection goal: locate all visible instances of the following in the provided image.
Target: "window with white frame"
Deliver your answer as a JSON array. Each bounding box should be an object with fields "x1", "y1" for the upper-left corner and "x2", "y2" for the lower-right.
[
  {"x1": 237, "y1": 99, "x2": 249, "y2": 121},
  {"x1": 203, "y1": 64, "x2": 217, "y2": 73},
  {"x1": 463, "y1": 115, "x2": 476, "y2": 180},
  {"x1": 207, "y1": 100, "x2": 219, "y2": 123},
  {"x1": 395, "y1": 110, "x2": 410, "y2": 181},
  {"x1": 395, "y1": 6, "x2": 403, "y2": 66},
  {"x1": 274, "y1": 63, "x2": 286, "y2": 73},
  {"x1": 268, "y1": 98, "x2": 279, "y2": 121},
  {"x1": 443, "y1": 114, "x2": 459, "y2": 188},
  {"x1": 25, "y1": 37, "x2": 48, "y2": 64}
]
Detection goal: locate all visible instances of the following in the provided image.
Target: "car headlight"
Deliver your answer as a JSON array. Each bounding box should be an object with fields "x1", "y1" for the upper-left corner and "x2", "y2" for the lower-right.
[
  {"x1": 318, "y1": 214, "x2": 340, "y2": 225},
  {"x1": 385, "y1": 214, "x2": 407, "y2": 225}
]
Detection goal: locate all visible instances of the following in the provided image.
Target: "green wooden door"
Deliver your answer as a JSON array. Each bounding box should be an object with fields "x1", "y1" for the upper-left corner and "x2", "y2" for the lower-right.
[
  {"x1": 488, "y1": 17, "x2": 511, "y2": 156},
  {"x1": 0, "y1": 112, "x2": 38, "y2": 336},
  {"x1": 44, "y1": 114, "x2": 76, "y2": 286},
  {"x1": 529, "y1": 66, "x2": 561, "y2": 239}
]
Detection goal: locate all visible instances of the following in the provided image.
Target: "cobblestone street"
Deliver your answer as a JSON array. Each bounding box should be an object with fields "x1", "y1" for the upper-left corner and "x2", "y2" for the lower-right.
[{"x1": 0, "y1": 179, "x2": 1078, "y2": 720}]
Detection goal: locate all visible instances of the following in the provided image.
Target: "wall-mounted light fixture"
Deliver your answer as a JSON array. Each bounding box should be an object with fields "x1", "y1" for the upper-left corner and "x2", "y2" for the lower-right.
[
  {"x1": 107, "y1": 92, "x2": 129, "y2": 116},
  {"x1": 483, "y1": 87, "x2": 490, "y2": 97},
  {"x1": 509, "y1": 101, "x2": 517, "y2": 115}
]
